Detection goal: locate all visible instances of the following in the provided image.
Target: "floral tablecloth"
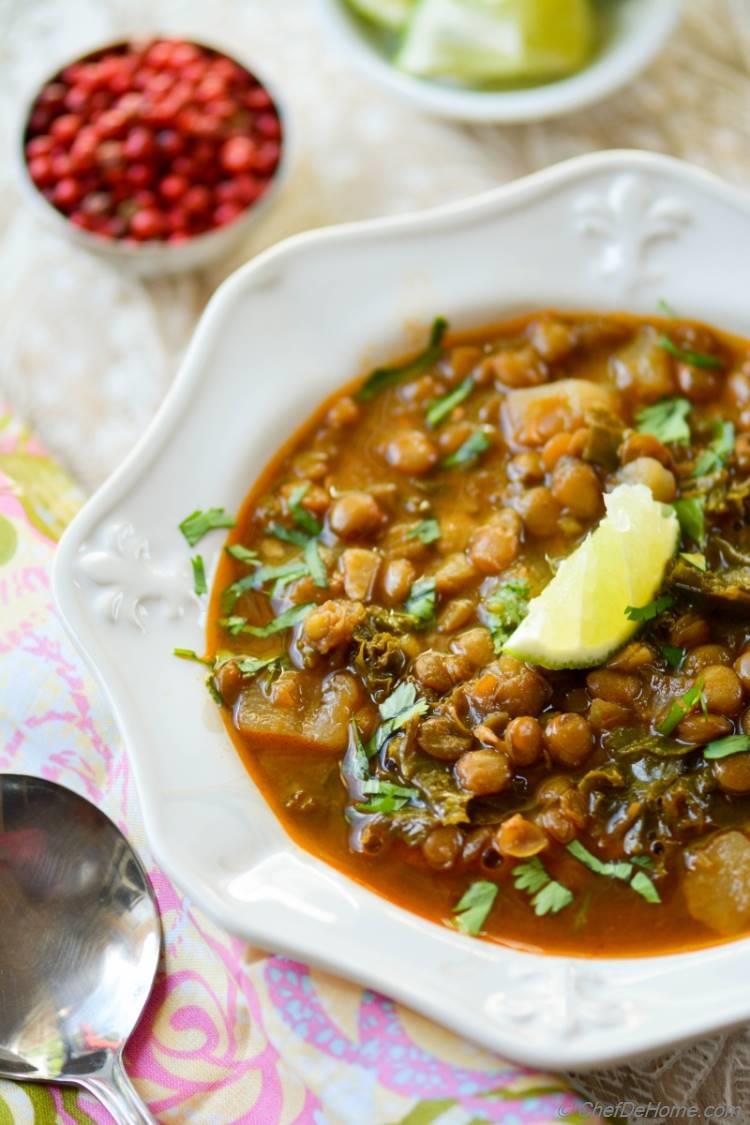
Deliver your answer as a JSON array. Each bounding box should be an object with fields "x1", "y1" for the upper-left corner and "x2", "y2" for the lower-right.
[{"x1": 0, "y1": 407, "x2": 600, "y2": 1123}]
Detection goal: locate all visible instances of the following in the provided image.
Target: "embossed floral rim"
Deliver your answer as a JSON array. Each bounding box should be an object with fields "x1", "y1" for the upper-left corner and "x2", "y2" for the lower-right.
[{"x1": 54, "y1": 152, "x2": 750, "y2": 1070}]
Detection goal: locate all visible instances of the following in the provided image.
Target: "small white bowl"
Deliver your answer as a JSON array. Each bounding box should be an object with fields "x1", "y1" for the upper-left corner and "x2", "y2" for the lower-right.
[
  {"x1": 318, "y1": 0, "x2": 683, "y2": 123},
  {"x1": 15, "y1": 40, "x2": 290, "y2": 277}
]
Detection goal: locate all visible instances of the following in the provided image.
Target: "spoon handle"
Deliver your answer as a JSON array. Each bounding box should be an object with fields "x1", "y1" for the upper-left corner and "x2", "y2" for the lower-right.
[{"x1": 81, "y1": 1053, "x2": 156, "y2": 1125}]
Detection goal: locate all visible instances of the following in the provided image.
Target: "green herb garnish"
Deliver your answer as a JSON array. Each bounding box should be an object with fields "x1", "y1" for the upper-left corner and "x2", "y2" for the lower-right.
[
  {"x1": 658, "y1": 336, "x2": 723, "y2": 370},
  {"x1": 226, "y1": 544, "x2": 260, "y2": 565},
  {"x1": 357, "y1": 317, "x2": 448, "y2": 402},
  {"x1": 661, "y1": 644, "x2": 686, "y2": 670},
  {"x1": 425, "y1": 376, "x2": 474, "y2": 429},
  {"x1": 657, "y1": 676, "x2": 706, "y2": 736},
  {"x1": 357, "y1": 779, "x2": 419, "y2": 814},
  {"x1": 566, "y1": 840, "x2": 632, "y2": 881},
  {"x1": 191, "y1": 555, "x2": 207, "y2": 596},
  {"x1": 513, "y1": 857, "x2": 573, "y2": 917},
  {"x1": 679, "y1": 552, "x2": 707, "y2": 571},
  {"x1": 691, "y1": 418, "x2": 735, "y2": 478},
  {"x1": 179, "y1": 507, "x2": 235, "y2": 547},
  {"x1": 484, "y1": 579, "x2": 530, "y2": 653},
  {"x1": 673, "y1": 496, "x2": 706, "y2": 547},
  {"x1": 406, "y1": 518, "x2": 441, "y2": 544},
  {"x1": 630, "y1": 870, "x2": 661, "y2": 904},
  {"x1": 287, "y1": 483, "x2": 322, "y2": 537},
  {"x1": 231, "y1": 602, "x2": 313, "y2": 638},
  {"x1": 235, "y1": 654, "x2": 285, "y2": 678},
  {"x1": 635, "y1": 397, "x2": 691, "y2": 444},
  {"x1": 173, "y1": 647, "x2": 212, "y2": 665},
  {"x1": 404, "y1": 576, "x2": 436, "y2": 626},
  {"x1": 624, "y1": 593, "x2": 674, "y2": 623},
  {"x1": 704, "y1": 734, "x2": 750, "y2": 760},
  {"x1": 452, "y1": 880, "x2": 498, "y2": 936},
  {"x1": 440, "y1": 429, "x2": 491, "y2": 469},
  {"x1": 370, "y1": 681, "x2": 429, "y2": 755},
  {"x1": 266, "y1": 523, "x2": 310, "y2": 548},
  {"x1": 304, "y1": 538, "x2": 328, "y2": 588},
  {"x1": 567, "y1": 841, "x2": 661, "y2": 904}
]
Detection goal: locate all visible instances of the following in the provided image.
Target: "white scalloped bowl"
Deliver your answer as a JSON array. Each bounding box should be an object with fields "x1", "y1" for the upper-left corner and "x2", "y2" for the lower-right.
[{"x1": 53, "y1": 151, "x2": 750, "y2": 1071}]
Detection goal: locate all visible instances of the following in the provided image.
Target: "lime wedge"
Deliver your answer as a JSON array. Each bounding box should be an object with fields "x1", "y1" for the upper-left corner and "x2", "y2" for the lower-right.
[
  {"x1": 396, "y1": 0, "x2": 595, "y2": 83},
  {"x1": 504, "y1": 484, "x2": 679, "y2": 669},
  {"x1": 345, "y1": 0, "x2": 415, "y2": 31}
]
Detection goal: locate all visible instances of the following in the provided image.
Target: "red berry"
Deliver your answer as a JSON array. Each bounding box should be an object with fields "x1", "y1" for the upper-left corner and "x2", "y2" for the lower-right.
[
  {"x1": 168, "y1": 231, "x2": 190, "y2": 244},
  {"x1": 38, "y1": 82, "x2": 67, "y2": 109},
  {"x1": 255, "y1": 112, "x2": 281, "y2": 140},
  {"x1": 213, "y1": 201, "x2": 242, "y2": 226},
  {"x1": 129, "y1": 206, "x2": 165, "y2": 240},
  {"x1": 252, "y1": 141, "x2": 280, "y2": 175},
  {"x1": 50, "y1": 152, "x2": 72, "y2": 179},
  {"x1": 220, "y1": 135, "x2": 255, "y2": 174},
  {"x1": 26, "y1": 135, "x2": 54, "y2": 159},
  {"x1": 96, "y1": 140, "x2": 124, "y2": 167},
  {"x1": 81, "y1": 191, "x2": 112, "y2": 216},
  {"x1": 29, "y1": 108, "x2": 52, "y2": 133},
  {"x1": 52, "y1": 177, "x2": 82, "y2": 210},
  {"x1": 50, "y1": 113, "x2": 81, "y2": 143},
  {"x1": 96, "y1": 109, "x2": 128, "y2": 139},
  {"x1": 245, "y1": 86, "x2": 272, "y2": 111},
  {"x1": 234, "y1": 173, "x2": 263, "y2": 205},
  {"x1": 123, "y1": 126, "x2": 154, "y2": 160},
  {"x1": 155, "y1": 128, "x2": 182, "y2": 157},
  {"x1": 64, "y1": 85, "x2": 91, "y2": 113},
  {"x1": 126, "y1": 162, "x2": 152, "y2": 188},
  {"x1": 146, "y1": 40, "x2": 174, "y2": 69},
  {"x1": 27, "y1": 155, "x2": 54, "y2": 185},
  {"x1": 183, "y1": 184, "x2": 211, "y2": 214},
  {"x1": 159, "y1": 173, "x2": 188, "y2": 202},
  {"x1": 171, "y1": 42, "x2": 201, "y2": 67}
]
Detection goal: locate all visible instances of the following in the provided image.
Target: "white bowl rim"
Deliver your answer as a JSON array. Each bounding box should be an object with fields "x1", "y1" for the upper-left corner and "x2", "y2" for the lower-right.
[
  {"x1": 52, "y1": 149, "x2": 750, "y2": 1070},
  {"x1": 317, "y1": 0, "x2": 683, "y2": 122}
]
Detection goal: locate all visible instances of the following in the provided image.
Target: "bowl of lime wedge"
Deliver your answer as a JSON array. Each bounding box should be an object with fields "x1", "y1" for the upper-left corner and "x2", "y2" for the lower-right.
[{"x1": 319, "y1": 0, "x2": 682, "y2": 122}]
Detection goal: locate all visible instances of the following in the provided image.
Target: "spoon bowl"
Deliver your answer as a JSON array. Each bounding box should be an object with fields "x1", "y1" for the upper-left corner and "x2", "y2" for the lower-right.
[{"x1": 0, "y1": 774, "x2": 160, "y2": 1123}]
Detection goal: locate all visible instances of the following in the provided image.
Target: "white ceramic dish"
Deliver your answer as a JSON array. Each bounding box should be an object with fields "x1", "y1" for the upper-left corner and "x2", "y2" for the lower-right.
[
  {"x1": 14, "y1": 40, "x2": 289, "y2": 277},
  {"x1": 54, "y1": 151, "x2": 750, "y2": 1070},
  {"x1": 317, "y1": 0, "x2": 682, "y2": 123}
]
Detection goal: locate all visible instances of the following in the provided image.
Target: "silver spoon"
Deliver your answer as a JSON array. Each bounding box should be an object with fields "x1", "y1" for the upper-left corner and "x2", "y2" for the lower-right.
[{"x1": 0, "y1": 773, "x2": 160, "y2": 1124}]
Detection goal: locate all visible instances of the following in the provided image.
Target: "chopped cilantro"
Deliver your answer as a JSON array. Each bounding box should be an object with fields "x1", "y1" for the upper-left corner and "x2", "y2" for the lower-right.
[
  {"x1": 658, "y1": 336, "x2": 723, "y2": 370},
  {"x1": 691, "y1": 418, "x2": 735, "y2": 478},
  {"x1": 624, "y1": 593, "x2": 674, "y2": 623},
  {"x1": 406, "y1": 518, "x2": 441, "y2": 544},
  {"x1": 348, "y1": 722, "x2": 370, "y2": 780},
  {"x1": 370, "y1": 681, "x2": 429, "y2": 755},
  {"x1": 191, "y1": 554, "x2": 207, "y2": 596},
  {"x1": 484, "y1": 579, "x2": 530, "y2": 653},
  {"x1": 287, "y1": 483, "x2": 322, "y2": 537},
  {"x1": 221, "y1": 560, "x2": 308, "y2": 610},
  {"x1": 218, "y1": 615, "x2": 249, "y2": 635},
  {"x1": 661, "y1": 644, "x2": 686, "y2": 670},
  {"x1": 179, "y1": 507, "x2": 235, "y2": 547},
  {"x1": 566, "y1": 840, "x2": 632, "y2": 881},
  {"x1": 635, "y1": 396, "x2": 691, "y2": 444},
  {"x1": 425, "y1": 376, "x2": 474, "y2": 429},
  {"x1": 452, "y1": 880, "x2": 498, "y2": 936},
  {"x1": 673, "y1": 496, "x2": 706, "y2": 546},
  {"x1": 230, "y1": 602, "x2": 313, "y2": 638},
  {"x1": 704, "y1": 734, "x2": 750, "y2": 761},
  {"x1": 680, "y1": 552, "x2": 707, "y2": 571},
  {"x1": 440, "y1": 429, "x2": 491, "y2": 469},
  {"x1": 226, "y1": 544, "x2": 260, "y2": 565},
  {"x1": 304, "y1": 538, "x2": 328, "y2": 588},
  {"x1": 235, "y1": 654, "x2": 284, "y2": 678},
  {"x1": 630, "y1": 870, "x2": 661, "y2": 904},
  {"x1": 173, "y1": 647, "x2": 212, "y2": 665},
  {"x1": 266, "y1": 523, "x2": 310, "y2": 547},
  {"x1": 356, "y1": 317, "x2": 448, "y2": 402},
  {"x1": 513, "y1": 857, "x2": 573, "y2": 917},
  {"x1": 657, "y1": 675, "x2": 706, "y2": 736},
  {"x1": 404, "y1": 576, "x2": 436, "y2": 625}
]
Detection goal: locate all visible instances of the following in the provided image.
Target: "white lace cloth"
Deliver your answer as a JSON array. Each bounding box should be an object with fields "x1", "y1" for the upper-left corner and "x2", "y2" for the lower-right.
[{"x1": 3, "y1": 0, "x2": 750, "y2": 1118}]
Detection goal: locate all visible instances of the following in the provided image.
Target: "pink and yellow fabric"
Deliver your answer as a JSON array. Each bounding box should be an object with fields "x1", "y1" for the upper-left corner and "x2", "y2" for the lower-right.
[{"x1": 0, "y1": 407, "x2": 601, "y2": 1125}]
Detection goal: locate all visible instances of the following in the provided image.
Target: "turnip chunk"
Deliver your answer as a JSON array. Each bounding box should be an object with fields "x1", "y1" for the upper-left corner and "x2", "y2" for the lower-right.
[
  {"x1": 683, "y1": 831, "x2": 750, "y2": 934},
  {"x1": 235, "y1": 670, "x2": 371, "y2": 753},
  {"x1": 501, "y1": 378, "x2": 619, "y2": 448}
]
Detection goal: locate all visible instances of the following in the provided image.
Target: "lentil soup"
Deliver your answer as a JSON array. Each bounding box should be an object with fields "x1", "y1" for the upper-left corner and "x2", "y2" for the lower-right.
[{"x1": 201, "y1": 310, "x2": 750, "y2": 956}]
